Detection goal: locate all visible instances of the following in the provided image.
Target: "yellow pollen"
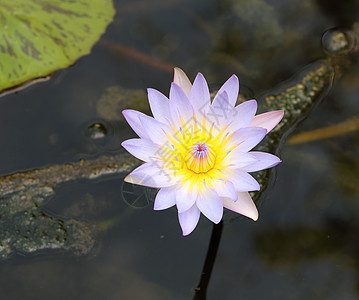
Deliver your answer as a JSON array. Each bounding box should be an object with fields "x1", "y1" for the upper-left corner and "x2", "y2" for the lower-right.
[{"x1": 185, "y1": 142, "x2": 216, "y2": 173}]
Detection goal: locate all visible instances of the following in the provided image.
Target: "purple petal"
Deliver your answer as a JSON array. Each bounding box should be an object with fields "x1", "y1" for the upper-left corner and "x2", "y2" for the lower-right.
[
  {"x1": 121, "y1": 138, "x2": 161, "y2": 162},
  {"x1": 139, "y1": 115, "x2": 170, "y2": 145},
  {"x1": 213, "y1": 74, "x2": 239, "y2": 107},
  {"x1": 169, "y1": 83, "x2": 194, "y2": 129},
  {"x1": 147, "y1": 88, "x2": 171, "y2": 124},
  {"x1": 207, "y1": 91, "x2": 233, "y2": 134},
  {"x1": 175, "y1": 181, "x2": 198, "y2": 213},
  {"x1": 122, "y1": 109, "x2": 151, "y2": 139},
  {"x1": 212, "y1": 179, "x2": 238, "y2": 200},
  {"x1": 196, "y1": 186, "x2": 223, "y2": 224},
  {"x1": 154, "y1": 186, "x2": 177, "y2": 210},
  {"x1": 173, "y1": 67, "x2": 192, "y2": 98},
  {"x1": 221, "y1": 168, "x2": 260, "y2": 192},
  {"x1": 222, "y1": 151, "x2": 258, "y2": 169},
  {"x1": 222, "y1": 192, "x2": 258, "y2": 221},
  {"x1": 227, "y1": 100, "x2": 257, "y2": 132},
  {"x1": 124, "y1": 162, "x2": 179, "y2": 188},
  {"x1": 250, "y1": 110, "x2": 284, "y2": 133},
  {"x1": 226, "y1": 127, "x2": 267, "y2": 152},
  {"x1": 178, "y1": 204, "x2": 201, "y2": 236},
  {"x1": 241, "y1": 151, "x2": 281, "y2": 172},
  {"x1": 189, "y1": 72, "x2": 211, "y2": 117}
]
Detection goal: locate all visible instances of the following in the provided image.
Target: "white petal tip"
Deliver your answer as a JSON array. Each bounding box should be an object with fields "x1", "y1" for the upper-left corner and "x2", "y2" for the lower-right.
[
  {"x1": 174, "y1": 67, "x2": 185, "y2": 76},
  {"x1": 245, "y1": 206, "x2": 259, "y2": 221},
  {"x1": 124, "y1": 174, "x2": 143, "y2": 185},
  {"x1": 250, "y1": 110, "x2": 285, "y2": 133},
  {"x1": 242, "y1": 208, "x2": 259, "y2": 221},
  {"x1": 251, "y1": 214, "x2": 259, "y2": 221},
  {"x1": 173, "y1": 68, "x2": 192, "y2": 98}
]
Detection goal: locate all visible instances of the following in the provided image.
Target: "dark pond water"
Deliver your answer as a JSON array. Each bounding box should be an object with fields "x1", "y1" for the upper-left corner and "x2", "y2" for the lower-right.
[{"x1": 0, "y1": 0, "x2": 359, "y2": 299}]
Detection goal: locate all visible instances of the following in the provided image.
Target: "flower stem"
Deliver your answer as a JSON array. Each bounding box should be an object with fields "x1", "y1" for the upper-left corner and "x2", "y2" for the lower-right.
[{"x1": 193, "y1": 220, "x2": 224, "y2": 300}]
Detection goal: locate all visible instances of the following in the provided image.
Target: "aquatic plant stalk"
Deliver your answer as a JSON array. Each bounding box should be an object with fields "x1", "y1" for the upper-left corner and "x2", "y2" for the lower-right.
[{"x1": 193, "y1": 221, "x2": 223, "y2": 300}]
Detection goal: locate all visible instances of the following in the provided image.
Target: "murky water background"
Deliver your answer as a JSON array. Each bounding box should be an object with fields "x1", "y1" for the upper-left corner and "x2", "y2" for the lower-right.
[{"x1": 0, "y1": 0, "x2": 359, "y2": 299}]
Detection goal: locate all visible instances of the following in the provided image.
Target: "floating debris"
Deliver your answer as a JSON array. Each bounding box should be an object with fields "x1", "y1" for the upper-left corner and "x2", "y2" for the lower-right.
[
  {"x1": 96, "y1": 86, "x2": 148, "y2": 121},
  {"x1": 0, "y1": 153, "x2": 139, "y2": 261},
  {"x1": 322, "y1": 29, "x2": 355, "y2": 55},
  {"x1": 251, "y1": 22, "x2": 359, "y2": 199},
  {"x1": 87, "y1": 123, "x2": 109, "y2": 140}
]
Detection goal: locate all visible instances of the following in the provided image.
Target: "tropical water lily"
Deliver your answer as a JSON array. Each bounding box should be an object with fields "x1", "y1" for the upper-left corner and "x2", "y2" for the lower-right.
[{"x1": 122, "y1": 68, "x2": 284, "y2": 235}]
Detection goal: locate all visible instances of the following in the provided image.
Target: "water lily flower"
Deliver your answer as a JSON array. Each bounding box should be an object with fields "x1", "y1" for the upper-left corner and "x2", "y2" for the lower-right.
[{"x1": 122, "y1": 68, "x2": 284, "y2": 235}]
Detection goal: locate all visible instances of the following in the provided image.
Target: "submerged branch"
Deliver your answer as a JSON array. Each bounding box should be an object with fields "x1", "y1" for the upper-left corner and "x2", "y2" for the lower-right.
[
  {"x1": 100, "y1": 39, "x2": 174, "y2": 73},
  {"x1": 287, "y1": 114, "x2": 359, "y2": 145}
]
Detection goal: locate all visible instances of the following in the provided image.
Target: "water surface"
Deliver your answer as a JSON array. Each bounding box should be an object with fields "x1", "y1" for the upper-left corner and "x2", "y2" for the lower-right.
[{"x1": 0, "y1": 0, "x2": 359, "y2": 299}]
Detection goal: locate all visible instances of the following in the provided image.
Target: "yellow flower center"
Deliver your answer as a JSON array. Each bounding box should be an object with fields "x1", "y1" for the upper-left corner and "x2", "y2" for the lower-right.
[
  {"x1": 160, "y1": 115, "x2": 232, "y2": 189},
  {"x1": 185, "y1": 142, "x2": 216, "y2": 173}
]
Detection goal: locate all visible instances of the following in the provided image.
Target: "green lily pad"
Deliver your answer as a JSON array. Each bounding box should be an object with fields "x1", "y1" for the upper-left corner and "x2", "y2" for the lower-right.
[{"x1": 0, "y1": 0, "x2": 115, "y2": 93}]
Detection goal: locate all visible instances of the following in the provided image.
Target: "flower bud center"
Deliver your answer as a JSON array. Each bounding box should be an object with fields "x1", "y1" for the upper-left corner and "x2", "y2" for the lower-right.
[{"x1": 185, "y1": 142, "x2": 216, "y2": 173}]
